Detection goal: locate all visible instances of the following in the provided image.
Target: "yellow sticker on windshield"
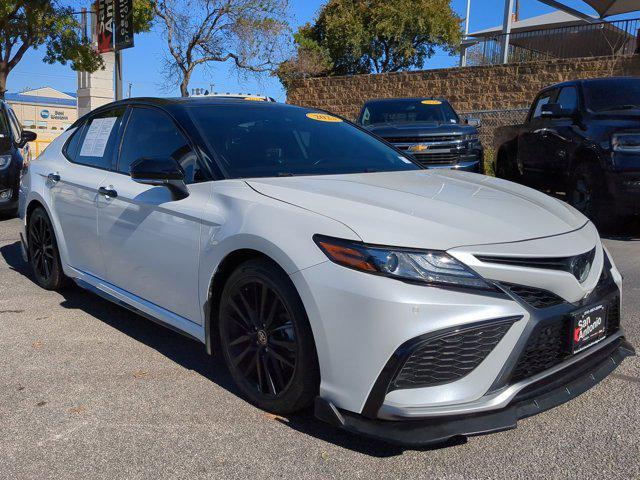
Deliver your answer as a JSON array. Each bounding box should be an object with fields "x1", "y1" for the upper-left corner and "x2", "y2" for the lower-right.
[
  {"x1": 244, "y1": 96, "x2": 265, "y2": 101},
  {"x1": 306, "y1": 113, "x2": 343, "y2": 123},
  {"x1": 421, "y1": 99, "x2": 442, "y2": 105}
]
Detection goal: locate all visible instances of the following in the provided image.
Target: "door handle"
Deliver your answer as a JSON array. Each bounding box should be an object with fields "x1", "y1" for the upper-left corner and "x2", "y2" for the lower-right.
[
  {"x1": 47, "y1": 173, "x2": 60, "y2": 184},
  {"x1": 98, "y1": 186, "x2": 118, "y2": 198}
]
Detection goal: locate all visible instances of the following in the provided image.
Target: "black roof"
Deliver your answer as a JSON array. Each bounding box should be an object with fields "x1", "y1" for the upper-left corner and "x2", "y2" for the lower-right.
[{"x1": 545, "y1": 76, "x2": 640, "y2": 91}]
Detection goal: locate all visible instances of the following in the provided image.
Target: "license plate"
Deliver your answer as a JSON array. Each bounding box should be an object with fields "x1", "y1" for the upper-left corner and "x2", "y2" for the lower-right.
[{"x1": 571, "y1": 303, "x2": 607, "y2": 354}]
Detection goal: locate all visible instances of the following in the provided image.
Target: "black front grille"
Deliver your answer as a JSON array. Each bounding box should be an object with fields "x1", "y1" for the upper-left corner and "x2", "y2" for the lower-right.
[
  {"x1": 503, "y1": 284, "x2": 565, "y2": 309},
  {"x1": 412, "y1": 152, "x2": 459, "y2": 166},
  {"x1": 510, "y1": 295, "x2": 621, "y2": 384},
  {"x1": 393, "y1": 321, "x2": 513, "y2": 389},
  {"x1": 510, "y1": 319, "x2": 571, "y2": 384},
  {"x1": 384, "y1": 135, "x2": 462, "y2": 144}
]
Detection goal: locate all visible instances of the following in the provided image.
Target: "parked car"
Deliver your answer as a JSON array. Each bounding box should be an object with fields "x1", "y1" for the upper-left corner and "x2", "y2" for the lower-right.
[
  {"x1": 495, "y1": 77, "x2": 640, "y2": 227},
  {"x1": 0, "y1": 100, "x2": 36, "y2": 216},
  {"x1": 19, "y1": 97, "x2": 633, "y2": 447},
  {"x1": 357, "y1": 97, "x2": 484, "y2": 173}
]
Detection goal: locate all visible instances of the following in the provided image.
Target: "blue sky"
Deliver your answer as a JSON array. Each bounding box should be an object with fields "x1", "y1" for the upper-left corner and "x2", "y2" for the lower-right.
[{"x1": 6, "y1": 0, "x2": 637, "y2": 101}]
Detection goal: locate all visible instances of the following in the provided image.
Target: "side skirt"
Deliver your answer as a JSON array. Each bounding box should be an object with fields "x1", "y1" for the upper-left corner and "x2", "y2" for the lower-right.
[{"x1": 70, "y1": 268, "x2": 206, "y2": 344}]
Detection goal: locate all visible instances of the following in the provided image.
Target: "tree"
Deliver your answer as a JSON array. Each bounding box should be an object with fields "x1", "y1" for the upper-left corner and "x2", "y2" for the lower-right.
[
  {"x1": 0, "y1": 0, "x2": 155, "y2": 100},
  {"x1": 152, "y1": 0, "x2": 290, "y2": 97},
  {"x1": 278, "y1": 0, "x2": 462, "y2": 88}
]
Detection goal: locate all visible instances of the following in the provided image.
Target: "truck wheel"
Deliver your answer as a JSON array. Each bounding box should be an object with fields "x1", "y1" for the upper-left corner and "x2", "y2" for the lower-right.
[{"x1": 568, "y1": 163, "x2": 615, "y2": 230}]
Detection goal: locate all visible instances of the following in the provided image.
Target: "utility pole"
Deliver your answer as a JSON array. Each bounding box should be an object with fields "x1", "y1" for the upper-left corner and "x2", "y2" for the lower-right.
[
  {"x1": 501, "y1": 0, "x2": 516, "y2": 64},
  {"x1": 127, "y1": 82, "x2": 132, "y2": 98}
]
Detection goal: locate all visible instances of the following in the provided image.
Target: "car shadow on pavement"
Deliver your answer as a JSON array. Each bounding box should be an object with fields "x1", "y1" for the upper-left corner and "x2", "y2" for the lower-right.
[{"x1": 0, "y1": 240, "x2": 464, "y2": 457}]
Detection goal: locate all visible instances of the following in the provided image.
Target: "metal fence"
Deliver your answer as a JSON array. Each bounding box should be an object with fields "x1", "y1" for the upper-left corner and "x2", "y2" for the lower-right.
[{"x1": 465, "y1": 17, "x2": 640, "y2": 66}]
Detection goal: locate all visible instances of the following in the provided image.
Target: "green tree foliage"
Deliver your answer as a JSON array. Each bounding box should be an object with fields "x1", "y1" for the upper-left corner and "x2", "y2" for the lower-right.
[
  {"x1": 0, "y1": 0, "x2": 154, "y2": 99},
  {"x1": 278, "y1": 0, "x2": 462, "y2": 89}
]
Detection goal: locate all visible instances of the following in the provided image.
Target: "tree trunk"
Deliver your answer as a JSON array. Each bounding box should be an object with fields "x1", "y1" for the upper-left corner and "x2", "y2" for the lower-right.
[
  {"x1": 0, "y1": 66, "x2": 7, "y2": 100},
  {"x1": 179, "y1": 70, "x2": 192, "y2": 97}
]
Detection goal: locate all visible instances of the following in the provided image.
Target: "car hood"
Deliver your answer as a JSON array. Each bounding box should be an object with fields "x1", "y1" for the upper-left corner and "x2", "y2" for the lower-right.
[
  {"x1": 246, "y1": 170, "x2": 588, "y2": 250},
  {"x1": 366, "y1": 122, "x2": 476, "y2": 138}
]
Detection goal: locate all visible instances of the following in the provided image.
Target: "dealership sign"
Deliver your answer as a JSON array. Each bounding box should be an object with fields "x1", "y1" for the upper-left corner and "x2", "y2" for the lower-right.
[
  {"x1": 96, "y1": 0, "x2": 134, "y2": 53},
  {"x1": 40, "y1": 109, "x2": 50, "y2": 119}
]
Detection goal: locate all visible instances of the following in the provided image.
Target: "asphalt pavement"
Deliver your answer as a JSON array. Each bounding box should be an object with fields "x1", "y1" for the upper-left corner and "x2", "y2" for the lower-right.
[{"x1": 1, "y1": 215, "x2": 639, "y2": 479}]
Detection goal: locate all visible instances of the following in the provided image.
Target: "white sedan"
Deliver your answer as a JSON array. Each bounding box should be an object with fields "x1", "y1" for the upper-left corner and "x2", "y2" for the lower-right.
[{"x1": 19, "y1": 97, "x2": 634, "y2": 447}]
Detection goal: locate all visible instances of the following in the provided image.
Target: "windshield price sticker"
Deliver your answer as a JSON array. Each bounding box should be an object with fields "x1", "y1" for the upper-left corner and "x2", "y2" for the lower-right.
[
  {"x1": 421, "y1": 100, "x2": 442, "y2": 105},
  {"x1": 306, "y1": 113, "x2": 343, "y2": 123},
  {"x1": 244, "y1": 96, "x2": 265, "y2": 101}
]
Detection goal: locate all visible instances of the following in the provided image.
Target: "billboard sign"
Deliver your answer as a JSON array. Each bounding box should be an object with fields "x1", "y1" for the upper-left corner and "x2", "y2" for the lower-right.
[
  {"x1": 97, "y1": 0, "x2": 114, "y2": 53},
  {"x1": 114, "y1": 0, "x2": 134, "y2": 50}
]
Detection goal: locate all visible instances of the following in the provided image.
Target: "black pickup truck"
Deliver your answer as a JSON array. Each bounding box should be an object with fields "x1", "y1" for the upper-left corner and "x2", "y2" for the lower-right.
[
  {"x1": 357, "y1": 97, "x2": 484, "y2": 173},
  {"x1": 495, "y1": 77, "x2": 640, "y2": 227}
]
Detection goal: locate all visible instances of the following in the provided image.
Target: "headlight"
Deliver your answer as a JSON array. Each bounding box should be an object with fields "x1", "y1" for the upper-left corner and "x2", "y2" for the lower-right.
[
  {"x1": 313, "y1": 235, "x2": 494, "y2": 290},
  {"x1": 612, "y1": 133, "x2": 640, "y2": 153},
  {"x1": 0, "y1": 155, "x2": 11, "y2": 170}
]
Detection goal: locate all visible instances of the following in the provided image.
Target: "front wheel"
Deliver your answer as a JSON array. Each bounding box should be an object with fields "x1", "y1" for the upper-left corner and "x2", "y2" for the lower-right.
[
  {"x1": 568, "y1": 162, "x2": 616, "y2": 230},
  {"x1": 27, "y1": 207, "x2": 69, "y2": 290},
  {"x1": 218, "y1": 258, "x2": 319, "y2": 414}
]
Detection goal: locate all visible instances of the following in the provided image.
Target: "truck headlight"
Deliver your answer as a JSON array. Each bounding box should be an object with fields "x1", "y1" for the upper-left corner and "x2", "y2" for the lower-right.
[
  {"x1": 612, "y1": 133, "x2": 640, "y2": 153},
  {"x1": 314, "y1": 235, "x2": 494, "y2": 290},
  {"x1": 0, "y1": 154, "x2": 11, "y2": 170}
]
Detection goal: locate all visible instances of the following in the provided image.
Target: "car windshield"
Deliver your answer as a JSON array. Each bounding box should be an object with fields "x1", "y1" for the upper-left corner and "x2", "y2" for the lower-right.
[
  {"x1": 360, "y1": 99, "x2": 459, "y2": 126},
  {"x1": 188, "y1": 104, "x2": 420, "y2": 179},
  {"x1": 584, "y1": 79, "x2": 640, "y2": 112}
]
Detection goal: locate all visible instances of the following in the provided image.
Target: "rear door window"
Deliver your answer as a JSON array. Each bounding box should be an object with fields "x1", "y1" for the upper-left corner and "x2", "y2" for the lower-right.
[
  {"x1": 556, "y1": 86, "x2": 579, "y2": 112},
  {"x1": 72, "y1": 107, "x2": 126, "y2": 169}
]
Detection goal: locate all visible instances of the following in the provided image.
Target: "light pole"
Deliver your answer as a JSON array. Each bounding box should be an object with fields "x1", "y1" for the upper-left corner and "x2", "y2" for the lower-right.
[
  {"x1": 460, "y1": 0, "x2": 472, "y2": 67},
  {"x1": 501, "y1": 0, "x2": 516, "y2": 64}
]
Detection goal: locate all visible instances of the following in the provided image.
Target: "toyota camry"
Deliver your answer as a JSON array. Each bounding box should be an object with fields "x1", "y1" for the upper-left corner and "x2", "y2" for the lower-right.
[{"x1": 18, "y1": 97, "x2": 635, "y2": 447}]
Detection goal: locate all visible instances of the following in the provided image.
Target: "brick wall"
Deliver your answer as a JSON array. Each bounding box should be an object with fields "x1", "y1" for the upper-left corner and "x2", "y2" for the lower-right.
[{"x1": 287, "y1": 55, "x2": 640, "y2": 120}]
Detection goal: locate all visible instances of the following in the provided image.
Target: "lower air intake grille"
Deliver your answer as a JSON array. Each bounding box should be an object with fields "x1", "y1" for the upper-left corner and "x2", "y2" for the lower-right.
[
  {"x1": 504, "y1": 284, "x2": 565, "y2": 309},
  {"x1": 607, "y1": 296, "x2": 621, "y2": 336},
  {"x1": 393, "y1": 321, "x2": 513, "y2": 389}
]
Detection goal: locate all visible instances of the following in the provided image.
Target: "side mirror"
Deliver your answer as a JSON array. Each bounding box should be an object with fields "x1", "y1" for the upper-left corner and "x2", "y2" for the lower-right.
[
  {"x1": 130, "y1": 157, "x2": 189, "y2": 200},
  {"x1": 541, "y1": 103, "x2": 574, "y2": 119},
  {"x1": 17, "y1": 130, "x2": 37, "y2": 148},
  {"x1": 465, "y1": 117, "x2": 481, "y2": 128}
]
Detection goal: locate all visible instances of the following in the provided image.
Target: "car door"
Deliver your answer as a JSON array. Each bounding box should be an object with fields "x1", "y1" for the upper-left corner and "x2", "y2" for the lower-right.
[
  {"x1": 544, "y1": 85, "x2": 581, "y2": 185},
  {"x1": 50, "y1": 107, "x2": 126, "y2": 278},
  {"x1": 518, "y1": 88, "x2": 558, "y2": 181},
  {"x1": 97, "y1": 105, "x2": 210, "y2": 324}
]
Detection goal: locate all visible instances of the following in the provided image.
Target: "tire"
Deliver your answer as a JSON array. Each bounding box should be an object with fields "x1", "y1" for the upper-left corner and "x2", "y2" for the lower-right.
[
  {"x1": 218, "y1": 258, "x2": 319, "y2": 414},
  {"x1": 568, "y1": 162, "x2": 616, "y2": 230},
  {"x1": 27, "y1": 207, "x2": 69, "y2": 290},
  {"x1": 495, "y1": 149, "x2": 519, "y2": 182}
]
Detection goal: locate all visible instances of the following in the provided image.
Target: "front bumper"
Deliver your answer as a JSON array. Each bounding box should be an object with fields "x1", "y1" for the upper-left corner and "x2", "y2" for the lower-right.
[
  {"x1": 292, "y1": 223, "x2": 633, "y2": 445},
  {"x1": 315, "y1": 337, "x2": 634, "y2": 447},
  {"x1": 604, "y1": 167, "x2": 640, "y2": 215}
]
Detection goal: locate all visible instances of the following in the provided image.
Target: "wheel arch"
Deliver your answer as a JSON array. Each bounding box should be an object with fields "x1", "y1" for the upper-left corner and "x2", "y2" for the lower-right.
[
  {"x1": 569, "y1": 145, "x2": 602, "y2": 174},
  {"x1": 204, "y1": 248, "x2": 303, "y2": 356}
]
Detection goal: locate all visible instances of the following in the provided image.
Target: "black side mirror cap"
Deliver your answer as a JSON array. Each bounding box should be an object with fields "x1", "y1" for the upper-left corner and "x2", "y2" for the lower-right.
[
  {"x1": 130, "y1": 157, "x2": 189, "y2": 200},
  {"x1": 17, "y1": 130, "x2": 37, "y2": 148}
]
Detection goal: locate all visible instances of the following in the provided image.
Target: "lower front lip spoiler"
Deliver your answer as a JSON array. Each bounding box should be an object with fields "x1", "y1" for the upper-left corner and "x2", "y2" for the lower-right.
[{"x1": 314, "y1": 338, "x2": 635, "y2": 448}]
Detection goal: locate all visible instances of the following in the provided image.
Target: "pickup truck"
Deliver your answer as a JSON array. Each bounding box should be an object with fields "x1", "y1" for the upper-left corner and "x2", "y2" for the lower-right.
[
  {"x1": 357, "y1": 97, "x2": 484, "y2": 173},
  {"x1": 495, "y1": 77, "x2": 640, "y2": 227}
]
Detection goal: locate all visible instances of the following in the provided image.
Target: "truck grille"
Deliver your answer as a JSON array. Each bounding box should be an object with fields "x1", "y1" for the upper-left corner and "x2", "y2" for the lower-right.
[
  {"x1": 510, "y1": 295, "x2": 621, "y2": 384},
  {"x1": 411, "y1": 152, "x2": 458, "y2": 166},
  {"x1": 392, "y1": 320, "x2": 513, "y2": 389},
  {"x1": 383, "y1": 135, "x2": 461, "y2": 144}
]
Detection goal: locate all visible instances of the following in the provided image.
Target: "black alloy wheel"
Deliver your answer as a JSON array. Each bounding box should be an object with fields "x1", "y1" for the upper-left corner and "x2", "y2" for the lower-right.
[
  {"x1": 28, "y1": 207, "x2": 68, "y2": 290},
  {"x1": 219, "y1": 258, "x2": 319, "y2": 414},
  {"x1": 568, "y1": 162, "x2": 615, "y2": 230}
]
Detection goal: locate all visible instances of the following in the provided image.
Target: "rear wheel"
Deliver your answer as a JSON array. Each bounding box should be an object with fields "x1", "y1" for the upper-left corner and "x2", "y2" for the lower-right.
[
  {"x1": 27, "y1": 207, "x2": 69, "y2": 290},
  {"x1": 218, "y1": 258, "x2": 319, "y2": 414}
]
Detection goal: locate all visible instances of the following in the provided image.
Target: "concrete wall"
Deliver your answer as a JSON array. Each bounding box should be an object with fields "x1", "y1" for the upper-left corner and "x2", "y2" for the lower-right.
[{"x1": 286, "y1": 55, "x2": 640, "y2": 121}]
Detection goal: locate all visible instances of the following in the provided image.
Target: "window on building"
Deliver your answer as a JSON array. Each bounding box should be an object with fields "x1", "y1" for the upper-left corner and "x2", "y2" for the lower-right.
[
  {"x1": 23, "y1": 120, "x2": 36, "y2": 129},
  {"x1": 37, "y1": 121, "x2": 47, "y2": 130}
]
